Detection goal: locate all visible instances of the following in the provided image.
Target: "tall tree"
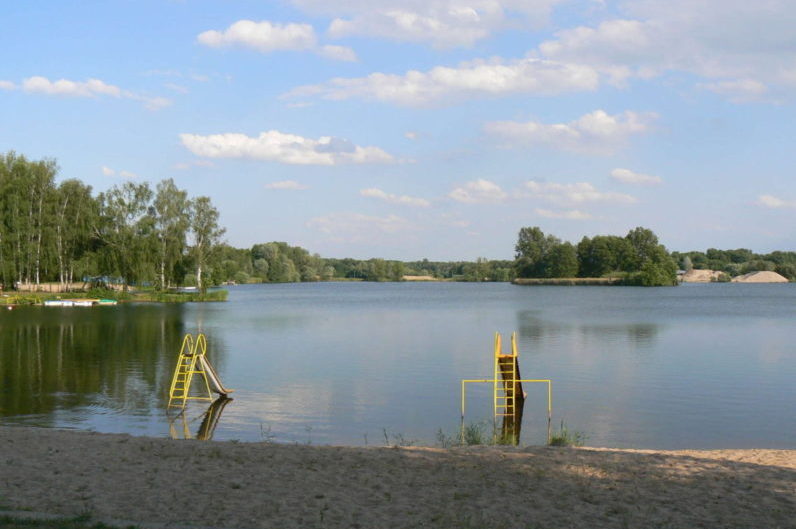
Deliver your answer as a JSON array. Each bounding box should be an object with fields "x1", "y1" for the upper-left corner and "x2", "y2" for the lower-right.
[
  {"x1": 97, "y1": 182, "x2": 154, "y2": 290},
  {"x1": 514, "y1": 227, "x2": 561, "y2": 278},
  {"x1": 153, "y1": 179, "x2": 190, "y2": 290},
  {"x1": 54, "y1": 179, "x2": 96, "y2": 286},
  {"x1": 190, "y1": 196, "x2": 225, "y2": 293}
]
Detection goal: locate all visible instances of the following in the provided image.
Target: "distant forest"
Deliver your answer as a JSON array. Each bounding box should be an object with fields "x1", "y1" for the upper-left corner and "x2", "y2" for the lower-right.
[{"x1": 1, "y1": 151, "x2": 793, "y2": 291}]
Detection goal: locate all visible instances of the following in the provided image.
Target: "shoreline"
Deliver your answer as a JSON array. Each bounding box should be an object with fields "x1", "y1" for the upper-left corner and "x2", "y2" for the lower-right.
[{"x1": 1, "y1": 426, "x2": 793, "y2": 528}]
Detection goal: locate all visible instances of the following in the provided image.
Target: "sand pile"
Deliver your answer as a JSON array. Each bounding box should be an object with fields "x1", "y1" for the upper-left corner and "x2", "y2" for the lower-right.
[
  {"x1": 731, "y1": 271, "x2": 789, "y2": 283},
  {"x1": 1, "y1": 427, "x2": 794, "y2": 529},
  {"x1": 680, "y1": 269, "x2": 723, "y2": 282}
]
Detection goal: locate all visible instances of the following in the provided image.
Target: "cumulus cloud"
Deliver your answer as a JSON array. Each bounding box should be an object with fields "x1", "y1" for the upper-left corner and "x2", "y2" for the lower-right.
[
  {"x1": 179, "y1": 130, "x2": 394, "y2": 165},
  {"x1": 101, "y1": 166, "x2": 138, "y2": 179},
  {"x1": 198, "y1": 20, "x2": 356, "y2": 61},
  {"x1": 535, "y1": 208, "x2": 593, "y2": 220},
  {"x1": 449, "y1": 179, "x2": 508, "y2": 204},
  {"x1": 318, "y1": 45, "x2": 358, "y2": 62},
  {"x1": 756, "y1": 194, "x2": 796, "y2": 209},
  {"x1": 538, "y1": 1, "x2": 796, "y2": 100},
  {"x1": 265, "y1": 180, "x2": 309, "y2": 190},
  {"x1": 699, "y1": 79, "x2": 768, "y2": 103},
  {"x1": 520, "y1": 181, "x2": 636, "y2": 205},
  {"x1": 5, "y1": 76, "x2": 171, "y2": 109},
  {"x1": 485, "y1": 110, "x2": 655, "y2": 154},
  {"x1": 360, "y1": 188, "x2": 430, "y2": 207},
  {"x1": 23, "y1": 76, "x2": 121, "y2": 97},
  {"x1": 286, "y1": 57, "x2": 598, "y2": 106},
  {"x1": 292, "y1": 0, "x2": 562, "y2": 48},
  {"x1": 306, "y1": 212, "x2": 411, "y2": 242},
  {"x1": 610, "y1": 168, "x2": 662, "y2": 186}
]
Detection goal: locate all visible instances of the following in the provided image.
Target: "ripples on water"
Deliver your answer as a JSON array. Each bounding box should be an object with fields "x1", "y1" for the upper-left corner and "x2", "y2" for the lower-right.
[{"x1": 1, "y1": 282, "x2": 794, "y2": 448}]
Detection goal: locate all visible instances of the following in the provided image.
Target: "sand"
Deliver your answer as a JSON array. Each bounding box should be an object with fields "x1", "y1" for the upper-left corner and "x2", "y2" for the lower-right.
[
  {"x1": 1, "y1": 427, "x2": 794, "y2": 529},
  {"x1": 731, "y1": 271, "x2": 790, "y2": 283},
  {"x1": 680, "y1": 269, "x2": 724, "y2": 282}
]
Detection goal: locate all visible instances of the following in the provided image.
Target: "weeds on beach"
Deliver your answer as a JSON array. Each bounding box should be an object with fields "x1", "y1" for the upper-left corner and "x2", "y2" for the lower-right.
[
  {"x1": 436, "y1": 421, "x2": 517, "y2": 447},
  {"x1": 548, "y1": 420, "x2": 586, "y2": 447},
  {"x1": 0, "y1": 514, "x2": 139, "y2": 529}
]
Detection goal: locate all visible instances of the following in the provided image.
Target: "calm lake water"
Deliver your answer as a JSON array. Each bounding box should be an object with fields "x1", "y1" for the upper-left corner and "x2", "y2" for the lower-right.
[{"x1": 1, "y1": 282, "x2": 794, "y2": 449}]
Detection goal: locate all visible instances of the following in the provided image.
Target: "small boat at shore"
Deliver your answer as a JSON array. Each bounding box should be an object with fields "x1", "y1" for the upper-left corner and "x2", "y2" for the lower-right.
[{"x1": 43, "y1": 298, "x2": 118, "y2": 307}]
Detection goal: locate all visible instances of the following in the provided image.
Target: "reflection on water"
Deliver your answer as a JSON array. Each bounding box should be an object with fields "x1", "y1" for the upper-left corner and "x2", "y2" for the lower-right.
[
  {"x1": 2, "y1": 283, "x2": 795, "y2": 449},
  {"x1": 168, "y1": 396, "x2": 233, "y2": 441},
  {"x1": 518, "y1": 311, "x2": 660, "y2": 348}
]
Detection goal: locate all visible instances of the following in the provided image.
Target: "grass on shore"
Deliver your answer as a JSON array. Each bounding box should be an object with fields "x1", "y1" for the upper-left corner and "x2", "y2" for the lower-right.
[
  {"x1": 548, "y1": 420, "x2": 587, "y2": 447},
  {"x1": 0, "y1": 514, "x2": 138, "y2": 529},
  {"x1": 0, "y1": 288, "x2": 227, "y2": 305}
]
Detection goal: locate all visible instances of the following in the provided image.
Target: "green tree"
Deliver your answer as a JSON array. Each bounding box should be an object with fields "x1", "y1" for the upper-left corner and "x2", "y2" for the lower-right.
[
  {"x1": 514, "y1": 227, "x2": 561, "y2": 278},
  {"x1": 190, "y1": 196, "x2": 225, "y2": 293},
  {"x1": 577, "y1": 235, "x2": 634, "y2": 277},
  {"x1": 545, "y1": 242, "x2": 578, "y2": 278},
  {"x1": 54, "y1": 179, "x2": 96, "y2": 286},
  {"x1": 153, "y1": 179, "x2": 191, "y2": 290},
  {"x1": 96, "y1": 182, "x2": 154, "y2": 290}
]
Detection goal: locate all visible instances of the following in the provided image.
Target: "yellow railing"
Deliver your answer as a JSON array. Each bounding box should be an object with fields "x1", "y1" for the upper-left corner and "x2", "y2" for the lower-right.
[
  {"x1": 168, "y1": 333, "x2": 213, "y2": 409},
  {"x1": 461, "y1": 331, "x2": 553, "y2": 443}
]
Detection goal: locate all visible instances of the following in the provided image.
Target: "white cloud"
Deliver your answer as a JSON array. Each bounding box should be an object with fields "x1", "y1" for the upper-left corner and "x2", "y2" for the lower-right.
[
  {"x1": 535, "y1": 208, "x2": 593, "y2": 220},
  {"x1": 318, "y1": 45, "x2": 358, "y2": 62},
  {"x1": 23, "y1": 76, "x2": 121, "y2": 97},
  {"x1": 306, "y1": 212, "x2": 412, "y2": 242},
  {"x1": 699, "y1": 79, "x2": 768, "y2": 103},
  {"x1": 756, "y1": 194, "x2": 796, "y2": 209},
  {"x1": 265, "y1": 180, "x2": 309, "y2": 190},
  {"x1": 404, "y1": 131, "x2": 418, "y2": 140},
  {"x1": 179, "y1": 130, "x2": 394, "y2": 165},
  {"x1": 449, "y1": 179, "x2": 507, "y2": 204},
  {"x1": 9, "y1": 76, "x2": 171, "y2": 109},
  {"x1": 101, "y1": 166, "x2": 138, "y2": 179},
  {"x1": 521, "y1": 181, "x2": 636, "y2": 205},
  {"x1": 485, "y1": 110, "x2": 655, "y2": 154},
  {"x1": 360, "y1": 188, "x2": 430, "y2": 207},
  {"x1": 286, "y1": 57, "x2": 598, "y2": 106},
  {"x1": 293, "y1": 0, "x2": 562, "y2": 48},
  {"x1": 0, "y1": 80, "x2": 16, "y2": 90},
  {"x1": 610, "y1": 168, "x2": 662, "y2": 186},
  {"x1": 198, "y1": 20, "x2": 356, "y2": 61},
  {"x1": 164, "y1": 83, "x2": 189, "y2": 94},
  {"x1": 538, "y1": 1, "x2": 796, "y2": 100},
  {"x1": 198, "y1": 20, "x2": 316, "y2": 52}
]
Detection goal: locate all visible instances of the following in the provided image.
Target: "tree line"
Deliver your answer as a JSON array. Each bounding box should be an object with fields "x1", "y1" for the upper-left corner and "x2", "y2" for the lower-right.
[
  {"x1": 672, "y1": 248, "x2": 796, "y2": 281},
  {"x1": 3, "y1": 152, "x2": 790, "y2": 291},
  {"x1": 205, "y1": 245, "x2": 516, "y2": 284},
  {"x1": 514, "y1": 226, "x2": 679, "y2": 286},
  {"x1": 0, "y1": 152, "x2": 224, "y2": 292}
]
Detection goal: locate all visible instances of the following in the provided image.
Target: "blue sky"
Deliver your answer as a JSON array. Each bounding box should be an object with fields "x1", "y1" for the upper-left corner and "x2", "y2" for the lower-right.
[{"x1": 2, "y1": 0, "x2": 795, "y2": 260}]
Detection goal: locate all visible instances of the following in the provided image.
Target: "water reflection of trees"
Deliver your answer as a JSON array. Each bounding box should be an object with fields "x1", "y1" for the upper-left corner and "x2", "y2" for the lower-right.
[
  {"x1": 0, "y1": 305, "x2": 191, "y2": 422},
  {"x1": 517, "y1": 311, "x2": 659, "y2": 348}
]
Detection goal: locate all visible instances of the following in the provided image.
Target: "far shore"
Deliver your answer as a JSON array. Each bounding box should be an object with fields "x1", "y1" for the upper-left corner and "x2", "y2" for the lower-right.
[
  {"x1": 512, "y1": 277, "x2": 625, "y2": 286},
  {"x1": 1, "y1": 426, "x2": 793, "y2": 529}
]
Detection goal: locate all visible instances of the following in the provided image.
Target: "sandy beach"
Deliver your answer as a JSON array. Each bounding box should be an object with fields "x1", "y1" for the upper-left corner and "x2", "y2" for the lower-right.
[{"x1": 1, "y1": 427, "x2": 794, "y2": 528}]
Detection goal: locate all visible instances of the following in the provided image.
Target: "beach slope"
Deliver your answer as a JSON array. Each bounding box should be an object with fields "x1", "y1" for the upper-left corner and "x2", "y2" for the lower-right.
[{"x1": 1, "y1": 427, "x2": 794, "y2": 529}]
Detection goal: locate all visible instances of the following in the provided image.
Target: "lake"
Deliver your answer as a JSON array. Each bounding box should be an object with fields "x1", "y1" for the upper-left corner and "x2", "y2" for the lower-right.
[{"x1": 1, "y1": 282, "x2": 794, "y2": 449}]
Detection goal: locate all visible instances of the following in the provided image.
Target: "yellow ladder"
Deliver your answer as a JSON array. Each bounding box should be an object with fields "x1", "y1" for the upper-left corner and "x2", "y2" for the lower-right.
[
  {"x1": 493, "y1": 332, "x2": 519, "y2": 417},
  {"x1": 168, "y1": 333, "x2": 213, "y2": 409}
]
